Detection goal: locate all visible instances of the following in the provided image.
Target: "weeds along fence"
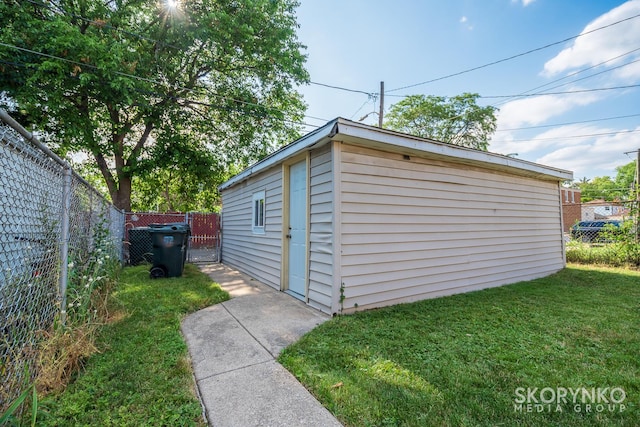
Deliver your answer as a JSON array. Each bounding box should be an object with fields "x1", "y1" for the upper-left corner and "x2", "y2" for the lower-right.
[{"x1": 0, "y1": 110, "x2": 124, "y2": 411}]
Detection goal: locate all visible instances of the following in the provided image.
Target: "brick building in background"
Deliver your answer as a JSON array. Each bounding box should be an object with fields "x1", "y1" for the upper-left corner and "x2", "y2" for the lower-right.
[{"x1": 561, "y1": 187, "x2": 581, "y2": 232}]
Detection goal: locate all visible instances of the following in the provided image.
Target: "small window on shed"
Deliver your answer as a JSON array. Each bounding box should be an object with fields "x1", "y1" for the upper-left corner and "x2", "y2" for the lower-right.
[{"x1": 252, "y1": 191, "x2": 266, "y2": 234}]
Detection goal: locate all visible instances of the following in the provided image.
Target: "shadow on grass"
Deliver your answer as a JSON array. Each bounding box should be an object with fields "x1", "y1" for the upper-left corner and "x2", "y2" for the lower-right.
[{"x1": 280, "y1": 265, "x2": 640, "y2": 427}]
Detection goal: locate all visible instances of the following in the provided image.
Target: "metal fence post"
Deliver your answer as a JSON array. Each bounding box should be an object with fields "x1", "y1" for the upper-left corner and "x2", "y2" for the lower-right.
[
  {"x1": 120, "y1": 208, "x2": 126, "y2": 264},
  {"x1": 185, "y1": 212, "x2": 191, "y2": 262},
  {"x1": 59, "y1": 167, "x2": 72, "y2": 325},
  {"x1": 0, "y1": 109, "x2": 130, "y2": 409}
]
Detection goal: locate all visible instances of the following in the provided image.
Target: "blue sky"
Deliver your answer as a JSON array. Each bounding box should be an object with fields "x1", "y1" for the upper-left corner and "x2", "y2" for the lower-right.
[{"x1": 294, "y1": 0, "x2": 640, "y2": 181}]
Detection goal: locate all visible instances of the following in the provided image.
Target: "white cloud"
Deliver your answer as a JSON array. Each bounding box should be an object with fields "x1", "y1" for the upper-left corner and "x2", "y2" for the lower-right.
[
  {"x1": 491, "y1": 1, "x2": 640, "y2": 175},
  {"x1": 459, "y1": 16, "x2": 473, "y2": 30},
  {"x1": 491, "y1": 124, "x2": 604, "y2": 158},
  {"x1": 535, "y1": 125, "x2": 640, "y2": 178},
  {"x1": 512, "y1": 0, "x2": 537, "y2": 6},
  {"x1": 543, "y1": 1, "x2": 640, "y2": 77},
  {"x1": 612, "y1": 58, "x2": 640, "y2": 82},
  {"x1": 495, "y1": 92, "x2": 601, "y2": 129},
  {"x1": 491, "y1": 122, "x2": 640, "y2": 179}
]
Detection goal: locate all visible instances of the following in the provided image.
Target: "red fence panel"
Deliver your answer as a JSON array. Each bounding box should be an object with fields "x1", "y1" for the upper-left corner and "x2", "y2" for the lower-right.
[
  {"x1": 126, "y1": 212, "x2": 187, "y2": 230},
  {"x1": 125, "y1": 212, "x2": 220, "y2": 250},
  {"x1": 188, "y1": 212, "x2": 221, "y2": 249}
]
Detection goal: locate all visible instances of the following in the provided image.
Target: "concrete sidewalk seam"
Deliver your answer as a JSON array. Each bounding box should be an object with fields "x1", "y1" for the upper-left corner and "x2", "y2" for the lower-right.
[
  {"x1": 185, "y1": 263, "x2": 343, "y2": 426},
  {"x1": 195, "y1": 358, "x2": 273, "y2": 382},
  {"x1": 221, "y1": 300, "x2": 279, "y2": 358}
]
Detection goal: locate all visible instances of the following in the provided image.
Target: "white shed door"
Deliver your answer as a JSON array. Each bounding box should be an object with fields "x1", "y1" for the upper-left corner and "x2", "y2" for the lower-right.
[{"x1": 287, "y1": 160, "x2": 307, "y2": 298}]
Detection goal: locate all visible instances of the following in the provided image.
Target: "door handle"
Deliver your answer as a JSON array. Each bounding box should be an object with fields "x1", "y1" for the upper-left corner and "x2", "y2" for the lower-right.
[{"x1": 286, "y1": 234, "x2": 291, "y2": 238}]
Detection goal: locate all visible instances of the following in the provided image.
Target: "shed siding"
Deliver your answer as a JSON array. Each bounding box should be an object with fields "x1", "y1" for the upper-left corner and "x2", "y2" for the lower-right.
[
  {"x1": 308, "y1": 145, "x2": 333, "y2": 313},
  {"x1": 221, "y1": 166, "x2": 282, "y2": 290},
  {"x1": 339, "y1": 144, "x2": 564, "y2": 311}
]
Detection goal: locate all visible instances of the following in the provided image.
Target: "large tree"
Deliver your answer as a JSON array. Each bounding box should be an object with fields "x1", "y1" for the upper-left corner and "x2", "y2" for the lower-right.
[
  {"x1": 0, "y1": 0, "x2": 308, "y2": 210},
  {"x1": 577, "y1": 161, "x2": 637, "y2": 202},
  {"x1": 384, "y1": 93, "x2": 497, "y2": 151}
]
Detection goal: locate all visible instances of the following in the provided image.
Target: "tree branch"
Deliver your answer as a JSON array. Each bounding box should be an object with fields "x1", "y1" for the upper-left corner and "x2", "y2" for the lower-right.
[
  {"x1": 127, "y1": 121, "x2": 154, "y2": 168},
  {"x1": 95, "y1": 151, "x2": 118, "y2": 197}
]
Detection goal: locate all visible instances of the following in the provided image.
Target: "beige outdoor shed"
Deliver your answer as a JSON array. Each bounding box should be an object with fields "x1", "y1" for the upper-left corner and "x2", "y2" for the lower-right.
[{"x1": 218, "y1": 118, "x2": 573, "y2": 315}]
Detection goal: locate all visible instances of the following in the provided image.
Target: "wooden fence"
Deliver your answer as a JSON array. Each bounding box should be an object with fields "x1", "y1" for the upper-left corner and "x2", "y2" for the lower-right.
[{"x1": 125, "y1": 212, "x2": 220, "y2": 250}]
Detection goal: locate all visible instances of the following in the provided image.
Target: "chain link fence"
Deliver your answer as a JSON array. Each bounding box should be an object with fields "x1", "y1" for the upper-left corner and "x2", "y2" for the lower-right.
[
  {"x1": 566, "y1": 203, "x2": 634, "y2": 242},
  {"x1": 125, "y1": 212, "x2": 220, "y2": 265},
  {"x1": 565, "y1": 202, "x2": 639, "y2": 266},
  {"x1": 0, "y1": 110, "x2": 124, "y2": 411}
]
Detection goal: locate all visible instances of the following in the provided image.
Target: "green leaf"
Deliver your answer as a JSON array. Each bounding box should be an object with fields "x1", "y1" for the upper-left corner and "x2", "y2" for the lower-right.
[
  {"x1": 384, "y1": 93, "x2": 497, "y2": 151},
  {"x1": 0, "y1": 384, "x2": 33, "y2": 425},
  {"x1": 0, "y1": 0, "x2": 309, "y2": 210}
]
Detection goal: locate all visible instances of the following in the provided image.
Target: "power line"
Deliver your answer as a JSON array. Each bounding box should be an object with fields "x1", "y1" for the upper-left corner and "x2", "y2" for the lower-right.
[
  {"x1": 495, "y1": 113, "x2": 640, "y2": 132},
  {"x1": 384, "y1": 52, "x2": 640, "y2": 101},
  {"x1": 378, "y1": 82, "x2": 640, "y2": 132},
  {"x1": 18, "y1": 0, "x2": 640, "y2": 119},
  {"x1": 480, "y1": 84, "x2": 640, "y2": 99},
  {"x1": 0, "y1": 41, "x2": 187, "y2": 90},
  {"x1": 492, "y1": 128, "x2": 640, "y2": 143},
  {"x1": 22, "y1": 0, "x2": 185, "y2": 51},
  {"x1": 0, "y1": 55, "x2": 328, "y2": 129},
  {"x1": 489, "y1": 47, "x2": 640, "y2": 108},
  {"x1": 349, "y1": 97, "x2": 372, "y2": 120},
  {"x1": 24, "y1": 0, "x2": 374, "y2": 104},
  {"x1": 8, "y1": 3, "x2": 328, "y2": 123},
  {"x1": 23, "y1": 0, "x2": 366, "y2": 111},
  {"x1": 0, "y1": 42, "x2": 317, "y2": 121},
  {"x1": 309, "y1": 81, "x2": 374, "y2": 96},
  {"x1": 387, "y1": 12, "x2": 640, "y2": 93},
  {"x1": 303, "y1": 113, "x2": 332, "y2": 122}
]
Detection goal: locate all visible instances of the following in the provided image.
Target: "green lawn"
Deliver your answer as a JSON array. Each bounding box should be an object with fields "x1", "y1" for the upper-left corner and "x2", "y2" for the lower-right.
[
  {"x1": 39, "y1": 264, "x2": 229, "y2": 426},
  {"x1": 279, "y1": 265, "x2": 640, "y2": 427}
]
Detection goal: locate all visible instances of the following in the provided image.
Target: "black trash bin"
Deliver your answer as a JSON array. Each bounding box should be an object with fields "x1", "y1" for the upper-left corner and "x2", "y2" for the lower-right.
[
  {"x1": 128, "y1": 227, "x2": 153, "y2": 265},
  {"x1": 148, "y1": 223, "x2": 191, "y2": 278}
]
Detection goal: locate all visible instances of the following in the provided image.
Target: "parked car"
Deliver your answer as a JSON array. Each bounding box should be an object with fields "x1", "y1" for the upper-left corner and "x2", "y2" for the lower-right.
[{"x1": 570, "y1": 220, "x2": 622, "y2": 243}]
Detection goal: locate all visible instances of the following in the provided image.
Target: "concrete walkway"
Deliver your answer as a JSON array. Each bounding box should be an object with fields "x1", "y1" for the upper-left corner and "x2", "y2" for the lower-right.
[{"x1": 181, "y1": 263, "x2": 343, "y2": 427}]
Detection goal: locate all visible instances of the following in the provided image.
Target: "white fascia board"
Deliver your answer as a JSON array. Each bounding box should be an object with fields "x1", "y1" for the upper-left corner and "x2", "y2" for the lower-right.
[
  {"x1": 220, "y1": 117, "x2": 573, "y2": 192},
  {"x1": 218, "y1": 119, "x2": 338, "y2": 191},
  {"x1": 335, "y1": 119, "x2": 573, "y2": 181}
]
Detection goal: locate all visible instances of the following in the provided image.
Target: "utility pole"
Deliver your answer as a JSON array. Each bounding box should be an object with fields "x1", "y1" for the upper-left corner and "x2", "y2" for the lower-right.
[
  {"x1": 636, "y1": 149, "x2": 640, "y2": 243},
  {"x1": 378, "y1": 81, "x2": 384, "y2": 128},
  {"x1": 624, "y1": 149, "x2": 640, "y2": 204},
  {"x1": 637, "y1": 148, "x2": 640, "y2": 204},
  {"x1": 623, "y1": 149, "x2": 640, "y2": 242},
  {"x1": 636, "y1": 148, "x2": 640, "y2": 242},
  {"x1": 629, "y1": 148, "x2": 640, "y2": 242}
]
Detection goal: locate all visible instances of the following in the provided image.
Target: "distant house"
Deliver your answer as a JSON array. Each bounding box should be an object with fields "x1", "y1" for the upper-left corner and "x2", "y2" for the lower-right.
[
  {"x1": 582, "y1": 199, "x2": 629, "y2": 221},
  {"x1": 219, "y1": 118, "x2": 573, "y2": 315}
]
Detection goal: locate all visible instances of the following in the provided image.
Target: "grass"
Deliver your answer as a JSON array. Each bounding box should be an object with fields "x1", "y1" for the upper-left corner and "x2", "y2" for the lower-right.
[
  {"x1": 38, "y1": 264, "x2": 229, "y2": 426},
  {"x1": 279, "y1": 265, "x2": 640, "y2": 426},
  {"x1": 566, "y1": 239, "x2": 640, "y2": 267}
]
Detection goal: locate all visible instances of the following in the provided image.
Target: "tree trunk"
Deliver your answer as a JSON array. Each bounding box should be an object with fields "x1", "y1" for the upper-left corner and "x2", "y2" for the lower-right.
[{"x1": 111, "y1": 176, "x2": 132, "y2": 212}]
